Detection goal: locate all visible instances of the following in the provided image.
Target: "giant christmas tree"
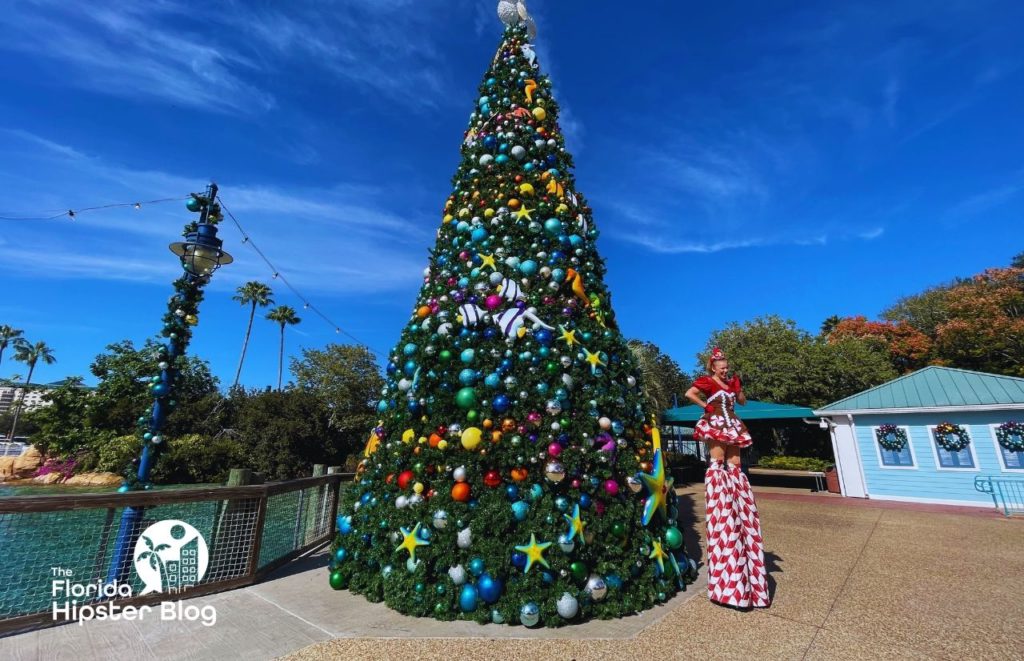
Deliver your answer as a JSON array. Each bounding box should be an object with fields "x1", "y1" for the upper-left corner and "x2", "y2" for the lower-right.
[{"x1": 328, "y1": 3, "x2": 697, "y2": 626}]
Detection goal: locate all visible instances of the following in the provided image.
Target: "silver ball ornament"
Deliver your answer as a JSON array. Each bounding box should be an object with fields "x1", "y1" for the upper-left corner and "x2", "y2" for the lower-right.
[{"x1": 585, "y1": 575, "x2": 608, "y2": 602}]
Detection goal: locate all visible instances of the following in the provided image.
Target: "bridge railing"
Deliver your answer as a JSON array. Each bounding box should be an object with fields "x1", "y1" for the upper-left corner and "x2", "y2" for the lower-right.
[
  {"x1": 0, "y1": 472, "x2": 351, "y2": 636},
  {"x1": 975, "y1": 475, "x2": 1024, "y2": 517}
]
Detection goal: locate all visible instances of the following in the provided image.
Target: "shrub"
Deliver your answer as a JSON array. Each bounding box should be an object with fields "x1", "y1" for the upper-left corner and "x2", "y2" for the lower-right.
[
  {"x1": 152, "y1": 434, "x2": 246, "y2": 485},
  {"x1": 756, "y1": 455, "x2": 833, "y2": 472}
]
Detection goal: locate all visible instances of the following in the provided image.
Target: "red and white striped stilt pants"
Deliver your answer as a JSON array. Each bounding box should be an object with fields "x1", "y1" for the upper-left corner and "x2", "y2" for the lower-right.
[{"x1": 705, "y1": 460, "x2": 770, "y2": 608}]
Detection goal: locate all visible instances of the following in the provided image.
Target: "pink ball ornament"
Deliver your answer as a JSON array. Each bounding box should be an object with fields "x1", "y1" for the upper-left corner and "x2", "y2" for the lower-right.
[
  {"x1": 485, "y1": 295, "x2": 502, "y2": 310},
  {"x1": 571, "y1": 478, "x2": 581, "y2": 489},
  {"x1": 547, "y1": 442, "x2": 562, "y2": 457},
  {"x1": 527, "y1": 411, "x2": 542, "y2": 426},
  {"x1": 603, "y1": 480, "x2": 619, "y2": 496},
  {"x1": 459, "y1": 251, "x2": 470, "y2": 261}
]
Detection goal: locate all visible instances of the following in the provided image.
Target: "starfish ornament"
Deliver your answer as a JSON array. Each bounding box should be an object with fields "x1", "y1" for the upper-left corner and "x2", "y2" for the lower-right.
[
  {"x1": 583, "y1": 347, "x2": 606, "y2": 373},
  {"x1": 558, "y1": 325, "x2": 579, "y2": 347},
  {"x1": 396, "y1": 522, "x2": 430, "y2": 562},
  {"x1": 649, "y1": 539, "x2": 668, "y2": 575},
  {"x1": 514, "y1": 533, "x2": 552, "y2": 573},
  {"x1": 563, "y1": 504, "x2": 587, "y2": 544},
  {"x1": 639, "y1": 448, "x2": 674, "y2": 526},
  {"x1": 514, "y1": 206, "x2": 534, "y2": 221}
]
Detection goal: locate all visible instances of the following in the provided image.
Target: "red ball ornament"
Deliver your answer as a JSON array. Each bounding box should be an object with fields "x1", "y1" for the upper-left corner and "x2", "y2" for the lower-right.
[
  {"x1": 483, "y1": 470, "x2": 502, "y2": 488},
  {"x1": 515, "y1": 174, "x2": 523, "y2": 183},
  {"x1": 397, "y1": 470, "x2": 415, "y2": 489}
]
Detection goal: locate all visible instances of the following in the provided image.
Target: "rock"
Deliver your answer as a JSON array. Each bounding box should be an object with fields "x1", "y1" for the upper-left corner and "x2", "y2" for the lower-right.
[
  {"x1": 33, "y1": 472, "x2": 62, "y2": 484},
  {"x1": 11, "y1": 446, "x2": 44, "y2": 478},
  {"x1": 64, "y1": 472, "x2": 122, "y2": 487},
  {"x1": 0, "y1": 456, "x2": 15, "y2": 478}
]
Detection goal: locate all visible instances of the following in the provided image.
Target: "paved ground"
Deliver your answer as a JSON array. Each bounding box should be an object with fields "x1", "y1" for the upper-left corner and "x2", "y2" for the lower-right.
[{"x1": 3, "y1": 486, "x2": 1021, "y2": 660}]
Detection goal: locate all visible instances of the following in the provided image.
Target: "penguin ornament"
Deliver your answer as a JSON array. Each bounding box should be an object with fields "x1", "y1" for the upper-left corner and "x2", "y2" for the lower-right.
[{"x1": 494, "y1": 306, "x2": 553, "y2": 340}]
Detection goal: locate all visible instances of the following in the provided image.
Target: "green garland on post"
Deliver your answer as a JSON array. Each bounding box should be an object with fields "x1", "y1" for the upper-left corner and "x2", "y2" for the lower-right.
[
  {"x1": 995, "y1": 421, "x2": 1024, "y2": 452},
  {"x1": 934, "y1": 422, "x2": 971, "y2": 452},
  {"x1": 875, "y1": 424, "x2": 908, "y2": 451}
]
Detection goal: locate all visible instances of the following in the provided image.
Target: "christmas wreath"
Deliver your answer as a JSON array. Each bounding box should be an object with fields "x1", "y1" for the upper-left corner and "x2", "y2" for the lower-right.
[
  {"x1": 995, "y1": 421, "x2": 1024, "y2": 452},
  {"x1": 934, "y1": 422, "x2": 971, "y2": 452},
  {"x1": 876, "y1": 424, "x2": 908, "y2": 451}
]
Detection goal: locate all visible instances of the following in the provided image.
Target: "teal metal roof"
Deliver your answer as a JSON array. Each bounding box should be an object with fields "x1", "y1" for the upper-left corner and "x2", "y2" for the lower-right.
[
  {"x1": 815, "y1": 366, "x2": 1024, "y2": 413},
  {"x1": 663, "y1": 400, "x2": 816, "y2": 423}
]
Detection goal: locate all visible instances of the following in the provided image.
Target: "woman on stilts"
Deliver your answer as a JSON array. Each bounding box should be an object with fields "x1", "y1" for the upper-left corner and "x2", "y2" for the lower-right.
[{"x1": 686, "y1": 347, "x2": 771, "y2": 608}]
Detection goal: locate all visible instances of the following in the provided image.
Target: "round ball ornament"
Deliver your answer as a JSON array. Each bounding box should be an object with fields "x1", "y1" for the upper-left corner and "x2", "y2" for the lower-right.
[
  {"x1": 556, "y1": 592, "x2": 579, "y2": 619},
  {"x1": 432, "y1": 510, "x2": 449, "y2": 529},
  {"x1": 544, "y1": 461, "x2": 566, "y2": 483},
  {"x1": 519, "y1": 602, "x2": 541, "y2": 627},
  {"x1": 665, "y1": 526, "x2": 684, "y2": 550},
  {"x1": 483, "y1": 469, "x2": 502, "y2": 488},
  {"x1": 451, "y1": 482, "x2": 471, "y2": 502},
  {"x1": 557, "y1": 533, "x2": 575, "y2": 553},
  {"x1": 477, "y1": 573, "x2": 503, "y2": 604},
  {"x1": 455, "y1": 387, "x2": 478, "y2": 410},
  {"x1": 461, "y1": 426, "x2": 483, "y2": 450},
  {"x1": 329, "y1": 570, "x2": 347, "y2": 590},
  {"x1": 584, "y1": 575, "x2": 608, "y2": 601},
  {"x1": 459, "y1": 584, "x2": 479, "y2": 612},
  {"x1": 511, "y1": 500, "x2": 529, "y2": 521}
]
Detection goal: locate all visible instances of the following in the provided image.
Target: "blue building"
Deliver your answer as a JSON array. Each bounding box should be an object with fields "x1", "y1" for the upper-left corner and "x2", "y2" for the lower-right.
[{"x1": 814, "y1": 366, "x2": 1024, "y2": 507}]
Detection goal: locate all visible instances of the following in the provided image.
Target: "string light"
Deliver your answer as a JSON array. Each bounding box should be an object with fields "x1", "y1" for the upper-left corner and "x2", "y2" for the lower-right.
[
  {"x1": 218, "y1": 199, "x2": 383, "y2": 356},
  {"x1": 0, "y1": 196, "x2": 186, "y2": 221}
]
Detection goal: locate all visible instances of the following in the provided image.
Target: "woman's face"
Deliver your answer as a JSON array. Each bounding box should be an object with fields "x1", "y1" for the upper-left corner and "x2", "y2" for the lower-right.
[{"x1": 712, "y1": 360, "x2": 729, "y2": 379}]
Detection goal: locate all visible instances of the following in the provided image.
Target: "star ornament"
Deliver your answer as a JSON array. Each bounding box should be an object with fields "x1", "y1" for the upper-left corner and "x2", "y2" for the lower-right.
[
  {"x1": 563, "y1": 504, "x2": 586, "y2": 544},
  {"x1": 478, "y1": 253, "x2": 497, "y2": 270},
  {"x1": 396, "y1": 522, "x2": 430, "y2": 562},
  {"x1": 514, "y1": 205, "x2": 534, "y2": 220},
  {"x1": 583, "y1": 348, "x2": 606, "y2": 374},
  {"x1": 649, "y1": 539, "x2": 668, "y2": 575},
  {"x1": 514, "y1": 533, "x2": 552, "y2": 573},
  {"x1": 639, "y1": 448, "x2": 674, "y2": 526},
  {"x1": 558, "y1": 325, "x2": 579, "y2": 347}
]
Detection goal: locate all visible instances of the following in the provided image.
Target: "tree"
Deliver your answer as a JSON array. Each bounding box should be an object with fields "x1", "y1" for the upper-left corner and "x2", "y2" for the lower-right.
[
  {"x1": 87, "y1": 339, "x2": 219, "y2": 435},
  {"x1": 626, "y1": 339, "x2": 690, "y2": 420},
  {"x1": 266, "y1": 306, "x2": 300, "y2": 391},
  {"x1": 0, "y1": 325, "x2": 25, "y2": 369},
  {"x1": 819, "y1": 315, "x2": 842, "y2": 337},
  {"x1": 8, "y1": 340, "x2": 57, "y2": 439},
  {"x1": 829, "y1": 316, "x2": 932, "y2": 373},
  {"x1": 291, "y1": 344, "x2": 383, "y2": 450},
  {"x1": 700, "y1": 315, "x2": 896, "y2": 408},
  {"x1": 23, "y1": 377, "x2": 90, "y2": 456},
  {"x1": 1011, "y1": 252, "x2": 1024, "y2": 269},
  {"x1": 881, "y1": 286, "x2": 952, "y2": 338},
  {"x1": 933, "y1": 267, "x2": 1024, "y2": 376},
  {"x1": 329, "y1": 17, "x2": 694, "y2": 626},
  {"x1": 231, "y1": 281, "x2": 274, "y2": 389}
]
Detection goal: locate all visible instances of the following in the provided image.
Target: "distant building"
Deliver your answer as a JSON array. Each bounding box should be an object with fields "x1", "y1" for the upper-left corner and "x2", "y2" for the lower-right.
[{"x1": 0, "y1": 379, "x2": 94, "y2": 415}]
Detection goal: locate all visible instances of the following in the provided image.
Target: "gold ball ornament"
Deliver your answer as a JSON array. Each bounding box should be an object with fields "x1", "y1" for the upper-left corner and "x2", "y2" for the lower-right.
[
  {"x1": 402, "y1": 429, "x2": 415, "y2": 444},
  {"x1": 532, "y1": 107, "x2": 547, "y2": 121},
  {"x1": 185, "y1": 314, "x2": 198, "y2": 325},
  {"x1": 519, "y1": 183, "x2": 535, "y2": 196}
]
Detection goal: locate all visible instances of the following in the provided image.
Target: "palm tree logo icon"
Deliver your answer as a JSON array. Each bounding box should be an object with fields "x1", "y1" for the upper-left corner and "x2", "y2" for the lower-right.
[{"x1": 133, "y1": 520, "x2": 209, "y2": 595}]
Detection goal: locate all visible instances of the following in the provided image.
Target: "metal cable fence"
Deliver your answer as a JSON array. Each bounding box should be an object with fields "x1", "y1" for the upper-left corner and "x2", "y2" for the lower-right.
[
  {"x1": 975, "y1": 475, "x2": 1024, "y2": 516},
  {"x1": 0, "y1": 474, "x2": 345, "y2": 635}
]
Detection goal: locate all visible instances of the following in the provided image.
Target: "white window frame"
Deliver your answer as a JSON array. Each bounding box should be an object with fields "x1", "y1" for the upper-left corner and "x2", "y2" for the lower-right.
[
  {"x1": 871, "y1": 425, "x2": 917, "y2": 470},
  {"x1": 988, "y1": 423, "x2": 1024, "y2": 473},
  {"x1": 927, "y1": 424, "x2": 979, "y2": 472}
]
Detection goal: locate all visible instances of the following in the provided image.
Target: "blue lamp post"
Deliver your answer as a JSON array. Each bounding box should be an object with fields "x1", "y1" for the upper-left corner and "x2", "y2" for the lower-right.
[{"x1": 105, "y1": 183, "x2": 232, "y2": 587}]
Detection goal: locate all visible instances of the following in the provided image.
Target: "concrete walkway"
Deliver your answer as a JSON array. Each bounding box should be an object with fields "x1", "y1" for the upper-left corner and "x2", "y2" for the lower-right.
[{"x1": 3, "y1": 486, "x2": 1021, "y2": 660}]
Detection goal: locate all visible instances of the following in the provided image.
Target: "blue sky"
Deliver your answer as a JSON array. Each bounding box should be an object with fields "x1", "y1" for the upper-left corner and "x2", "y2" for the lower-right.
[{"x1": 0, "y1": 0, "x2": 1021, "y2": 388}]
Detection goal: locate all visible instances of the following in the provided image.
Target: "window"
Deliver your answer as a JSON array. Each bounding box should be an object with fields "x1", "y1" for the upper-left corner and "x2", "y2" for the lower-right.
[
  {"x1": 929, "y1": 426, "x2": 976, "y2": 470},
  {"x1": 990, "y1": 424, "x2": 1024, "y2": 472},
  {"x1": 872, "y1": 426, "x2": 916, "y2": 469}
]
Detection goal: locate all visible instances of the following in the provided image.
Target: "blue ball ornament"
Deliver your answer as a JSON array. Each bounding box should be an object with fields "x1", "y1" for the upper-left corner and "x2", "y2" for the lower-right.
[
  {"x1": 471, "y1": 227, "x2": 488, "y2": 242},
  {"x1": 485, "y1": 373, "x2": 501, "y2": 389},
  {"x1": 404, "y1": 360, "x2": 417, "y2": 376},
  {"x1": 541, "y1": 571, "x2": 554, "y2": 584},
  {"x1": 550, "y1": 268, "x2": 565, "y2": 283},
  {"x1": 334, "y1": 548, "x2": 348, "y2": 563},
  {"x1": 524, "y1": 162, "x2": 535, "y2": 171},
  {"x1": 505, "y1": 484, "x2": 520, "y2": 500},
  {"x1": 530, "y1": 484, "x2": 544, "y2": 501},
  {"x1": 458, "y1": 277, "x2": 470, "y2": 288},
  {"x1": 483, "y1": 135, "x2": 497, "y2": 150},
  {"x1": 477, "y1": 573, "x2": 503, "y2": 604},
  {"x1": 417, "y1": 526, "x2": 432, "y2": 541},
  {"x1": 469, "y1": 557, "x2": 485, "y2": 576},
  {"x1": 359, "y1": 492, "x2": 372, "y2": 505},
  {"x1": 151, "y1": 383, "x2": 168, "y2": 396},
  {"x1": 511, "y1": 551, "x2": 527, "y2": 569},
  {"x1": 459, "y1": 368, "x2": 479, "y2": 385},
  {"x1": 336, "y1": 515, "x2": 353, "y2": 535},
  {"x1": 483, "y1": 327, "x2": 498, "y2": 340},
  {"x1": 554, "y1": 496, "x2": 569, "y2": 512},
  {"x1": 534, "y1": 328, "x2": 553, "y2": 345},
  {"x1": 403, "y1": 343, "x2": 417, "y2": 356},
  {"x1": 459, "y1": 584, "x2": 479, "y2": 612},
  {"x1": 492, "y1": 394, "x2": 511, "y2": 413},
  {"x1": 579, "y1": 494, "x2": 592, "y2": 509},
  {"x1": 461, "y1": 348, "x2": 476, "y2": 364},
  {"x1": 495, "y1": 154, "x2": 509, "y2": 165},
  {"x1": 544, "y1": 218, "x2": 562, "y2": 235},
  {"x1": 605, "y1": 574, "x2": 623, "y2": 589},
  {"x1": 612, "y1": 421, "x2": 625, "y2": 435},
  {"x1": 511, "y1": 500, "x2": 529, "y2": 521}
]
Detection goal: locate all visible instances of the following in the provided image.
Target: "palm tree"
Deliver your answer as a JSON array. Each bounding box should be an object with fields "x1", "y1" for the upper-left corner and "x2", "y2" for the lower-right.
[
  {"x1": 8, "y1": 340, "x2": 56, "y2": 439},
  {"x1": 266, "y1": 306, "x2": 300, "y2": 391},
  {"x1": 0, "y1": 325, "x2": 25, "y2": 368},
  {"x1": 231, "y1": 281, "x2": 274, "y2": 389},
  {"x1": 137, "y1": 534, "x2": 171, "y2": 594}
]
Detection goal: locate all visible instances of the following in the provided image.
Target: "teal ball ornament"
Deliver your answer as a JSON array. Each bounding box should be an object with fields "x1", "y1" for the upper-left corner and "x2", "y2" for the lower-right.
[
  {"x1": 186, "y1": 197, "x2": 202, "y2": 212},
  {"x1": 491, "y1": 609, "x2": 505, "y2": 624},
  {"x1": 459, "y1": 584, "x2": 479, "y2": 612},
  {"x1": 665, "y1": 526, "x2": 683, "y2": 550}
]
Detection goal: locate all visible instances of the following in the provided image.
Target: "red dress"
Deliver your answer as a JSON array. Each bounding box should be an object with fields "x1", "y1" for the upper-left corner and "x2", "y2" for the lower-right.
[{"x1": 693, "y1": 376, "x2": 752, "y2": 447}]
